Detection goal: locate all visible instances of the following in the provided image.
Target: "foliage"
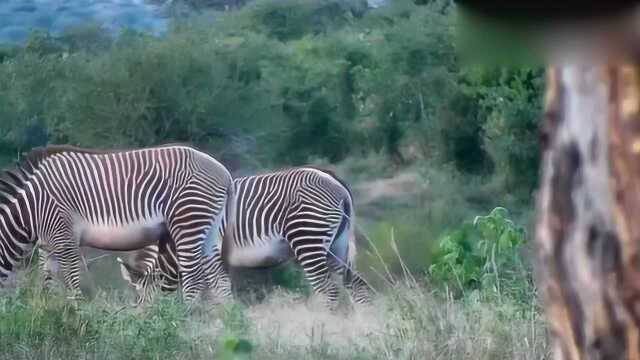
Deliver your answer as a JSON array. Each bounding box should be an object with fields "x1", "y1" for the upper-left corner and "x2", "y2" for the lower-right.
[
  {"x1": 270, "y1": 263, "x2": 310, "y2": 295},
  {"x1": 217, "y1": 303, "x2": 254, "y2": 359},
  {"x1": 238, "y1": 0, "x2": 369, "y2": 41},
  {"x1": 461, "y1": 67, "x2": 544, "y2": 192},
  {"x1": 429, "y1": 207, "x2": 532, "y2": 302},
  {"x1": 220, "y1": 302, "x2": 251, "y2": 335},
  {"x1": 219, "y1": 335, "x2": 254, "y2": 359},
  {"x1": 0, "y1": 0, "x2": 543, "y2": 197}
]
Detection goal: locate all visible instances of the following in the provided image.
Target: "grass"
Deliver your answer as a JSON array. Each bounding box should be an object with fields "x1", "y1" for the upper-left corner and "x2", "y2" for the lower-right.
[
  {"x1": 0, "y1": 159, "x2": 547, "y2": 359},
  {"x1": 0, "y1": 271, "x2": 213, "y2": 359},
  {"x1": 0, "y1": 253, "x2": 550, "y2": 360}
]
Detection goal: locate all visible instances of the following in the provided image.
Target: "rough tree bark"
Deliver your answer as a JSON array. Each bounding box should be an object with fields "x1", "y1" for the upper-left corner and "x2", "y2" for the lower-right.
[
  {"x1": 450, "y1": 3, "x2": 640, "y2": 359},
  {"x1": 536, "y1": 65, "x2": 640, "y2": 359}
]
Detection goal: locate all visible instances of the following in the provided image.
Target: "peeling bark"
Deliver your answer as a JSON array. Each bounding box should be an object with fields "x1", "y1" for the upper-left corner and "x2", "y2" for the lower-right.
[{"x1": 536, "y1": 66, "x2": 640, "y2": 359}]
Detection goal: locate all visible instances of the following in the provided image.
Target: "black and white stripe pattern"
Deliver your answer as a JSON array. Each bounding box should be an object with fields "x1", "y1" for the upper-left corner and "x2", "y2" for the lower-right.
[
  {"x1": 0, "y1": 144, "x2": 233, "y2": 302},
  {"x1": 121, "y1": 167, "x2": 371, "y2": 307},
  {"x1": 117, "y1": 227, "x2": 232, "y2": 305}
]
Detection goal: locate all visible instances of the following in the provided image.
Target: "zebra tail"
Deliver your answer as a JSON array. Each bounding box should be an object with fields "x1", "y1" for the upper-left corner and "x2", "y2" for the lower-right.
[
  {"x1": 346, "y1": 199, "x2": 357, "y2": 269},
  {"x1": 220, "y1": 182, "x2": 237, "y2": 271}
]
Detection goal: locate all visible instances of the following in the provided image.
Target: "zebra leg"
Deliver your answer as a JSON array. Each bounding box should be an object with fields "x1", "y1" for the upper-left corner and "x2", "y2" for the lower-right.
[
  {"x1": 327, "y1": 255, "x2": 371, "y2": 305},
  {"x1": 286, "y1": 231, "x2": 339, "y2": 309},
  {"x1": 157, "y1": 237, "x2": 179, "y2": 294},
  {"x1": 344, "y1": 269, "x2": 372, "y2": 304},
  {"x1": 167, "y1": 232, "x2": 206, "y2": 302},
  {"x1": 162, "y1": 245, "x2": 233, "y2": 304},
  {"x1": 202, "y1": 248, "x2": 232, "y2": 301},
  {"x1": 326, "y1": 258, "x2": 371, "y2": 305},
  {"x1": 134, "y1": 232, "x2": 176, "y2": 305},
  {"x1": 165, "y1": 177, "x2": 232, "y2": 302},
  {"x1": 52, "y1": 243, "x2": 83, "y2": 300},
  {"x1": 166, "y1": 213, "x2": 218, "y2": 302},
  {"x1": 37, "y1": 245, "x2": 59, "y2": 291},
  {"x1": 137, "y1": 240, "x2": 231, "y2": 304}
]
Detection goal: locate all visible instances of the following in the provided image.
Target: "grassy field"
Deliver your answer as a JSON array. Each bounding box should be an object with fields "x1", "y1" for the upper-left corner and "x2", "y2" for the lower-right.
[
  {"x1": 0, "y1": 268, "x2": 549, "y2": 360},
  {"x1": 0, "y1": 161, "x2": 549, "y2": 360}
]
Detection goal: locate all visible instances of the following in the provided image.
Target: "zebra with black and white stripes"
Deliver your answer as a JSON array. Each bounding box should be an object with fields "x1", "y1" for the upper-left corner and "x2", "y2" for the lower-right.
[
  {"x1": 119, "y1": 167, "x2": 372, "y2": 307},
  {"x1": 0, "y1": 144, "x2": 234, "y2": 302},
  {"x1": 116, "y1": 226, "x2": 232, "y2": 304}
]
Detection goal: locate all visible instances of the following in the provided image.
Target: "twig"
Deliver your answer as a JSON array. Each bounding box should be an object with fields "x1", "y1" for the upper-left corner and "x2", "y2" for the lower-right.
[
  {"x1": 369, "y1": 266, "x2": 395, "y2": 289},
  {"x1": 360, "y1": 226, "x2": 395, "y2": 285},
  {"x1": 109, "y1": 305, "x2": 130, "y2": 317},
  {"x1": 390, "y1": 227, "x2": 416, "y2": 286},
  {"x1": 491, "y1": 243, "x2": 501, "y2": 302},
  {"x1": 85, "y1": 253, "x2": 112, "y2": 265}
]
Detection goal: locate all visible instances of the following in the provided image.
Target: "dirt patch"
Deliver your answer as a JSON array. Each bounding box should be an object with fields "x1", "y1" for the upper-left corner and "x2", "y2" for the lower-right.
[
  {"x1": 247, "y1": 292, "x2": 383, "y2": 349},
  {"x1": 353, "y1": 171, "x2": 427, "y2": 207}
]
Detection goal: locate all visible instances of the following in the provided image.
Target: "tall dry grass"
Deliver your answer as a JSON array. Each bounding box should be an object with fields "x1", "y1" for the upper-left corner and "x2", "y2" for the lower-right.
[{"x1": 0, "y1": 231, "x2": 549, "y2": 360}]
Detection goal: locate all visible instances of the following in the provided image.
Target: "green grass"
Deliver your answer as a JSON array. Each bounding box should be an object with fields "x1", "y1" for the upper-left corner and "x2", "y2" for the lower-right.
[
  {"x1": 0, "y1": 262, "x2": 549, "y2": 360},
  {"x1": 0, "y1": 154, "x2": 544, "y2": 360},
  {"x1": 0, "y1": 270, "x2": 214, "y2": 359}
]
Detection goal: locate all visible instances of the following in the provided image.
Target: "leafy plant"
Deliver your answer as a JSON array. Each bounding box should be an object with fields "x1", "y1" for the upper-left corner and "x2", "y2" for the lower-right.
[
  {"x1": 429, "y1": 207, "x2": 530, "y2": 302},
  {"x1": 217, "y1": 335, "x2": 254, "y2": 360},
  {"x1": 0, "y1": 0, "x2": 543, "y2": 187}
]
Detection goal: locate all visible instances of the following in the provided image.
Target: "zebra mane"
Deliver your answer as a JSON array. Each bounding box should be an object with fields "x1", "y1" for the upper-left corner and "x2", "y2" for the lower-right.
[
  {"x1": 0, "y1": 144, "x2": 109, "y2": 204},
  {"x1": 25, "y1": 142, "x2": 197, "y2": 161},
  {"x1": 0, "y1": 142, "x2": 199, "y2": 205}
]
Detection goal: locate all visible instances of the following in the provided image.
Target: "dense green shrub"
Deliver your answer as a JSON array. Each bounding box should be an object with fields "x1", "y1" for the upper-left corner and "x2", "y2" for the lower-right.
[
  {"x1": 0, "y1": 0, "x2": 543, "y2": 199},
  {"x1": 240, "y1": 0, "x2": 368, "y2": 41},
  {"x1": 461, "y1": 67, "x2": 544, "y2": 192},
  {"x1": 429, "y1": 207, "x2": 532, "y2": 303}
]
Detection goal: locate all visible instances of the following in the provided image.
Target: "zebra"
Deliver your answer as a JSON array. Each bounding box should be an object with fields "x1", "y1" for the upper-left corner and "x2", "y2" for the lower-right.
[
  {"x1": 117, "y1": 226, "x2": 232, "y2": 305},
  {"x1": 0, "y1": 144, "x2": 234, "y2": 302},
  {"x1": 119, "y1": 167, "x2": 372, "y2": 308}
]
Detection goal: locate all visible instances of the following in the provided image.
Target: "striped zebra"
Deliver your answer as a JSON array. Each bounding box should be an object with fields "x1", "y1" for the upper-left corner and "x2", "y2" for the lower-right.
[
  {"x1": 119, "y1": 167, "x2": 371, "y2": 308},
  {"x1": 0, "y1": 144, "x2": 234, "y2": 302},
  {"x1": 117, "y1": 225, "x2": 232, "y2": 304}
]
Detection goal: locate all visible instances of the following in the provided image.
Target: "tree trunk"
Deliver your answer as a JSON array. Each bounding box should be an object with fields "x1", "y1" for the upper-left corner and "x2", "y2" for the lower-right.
[{"x1": 536, "y1": 65, "x2": 640, "y2": 359}]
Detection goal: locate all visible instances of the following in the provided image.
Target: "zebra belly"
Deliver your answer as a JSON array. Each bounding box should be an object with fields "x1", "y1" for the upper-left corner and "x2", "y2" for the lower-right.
[
  {"x1": 227, "y1": 237, "x2": 291, "y2": 268},
  {"x1": 76, "y1": 216, "x2": 165, "y2": 251}
]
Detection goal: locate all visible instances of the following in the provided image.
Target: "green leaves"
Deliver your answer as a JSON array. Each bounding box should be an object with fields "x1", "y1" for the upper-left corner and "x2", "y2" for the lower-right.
[
  {"x1": 216, "y1": 303, "x2": 254, "y2": 359},
  {"x1": 429, "y1": 223, "x2": 482, "y2": 289},
  {"x1": 218, "y1": 335, "x2": 254, "y2": 359},
  {"x1": 0, "y1": 0, "x2": 543, "y2": 190},
  {"x1": 429, "y1": 207, "x2": 530, "y2": 303}
]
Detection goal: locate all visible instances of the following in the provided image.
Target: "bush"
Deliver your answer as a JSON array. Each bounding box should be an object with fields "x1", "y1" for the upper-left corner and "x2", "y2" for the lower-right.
[
  {"x1": 0, "y1": 0, "x2": 543, "y2": 190},
  {"x1": 461, "y1": 67, "x2": 544, "y2": 193},
  {"x1": 429, "y1": 207, "x2": 532, "y2": 303}
]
